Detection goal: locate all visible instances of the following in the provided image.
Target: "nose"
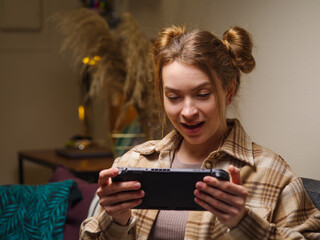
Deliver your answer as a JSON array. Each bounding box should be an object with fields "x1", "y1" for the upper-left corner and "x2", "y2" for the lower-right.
[{"x1": 181, "y1": 98, "x2": 199, "y2": 118}]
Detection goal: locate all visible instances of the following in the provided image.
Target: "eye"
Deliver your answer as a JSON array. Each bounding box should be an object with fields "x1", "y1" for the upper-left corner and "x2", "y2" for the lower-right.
[
  {"x1": 197, "y1": 92, "x2": 211, "y2": 99},
  {"x1": 166, "y1": 95, "x2": 180, "y2": 101}
]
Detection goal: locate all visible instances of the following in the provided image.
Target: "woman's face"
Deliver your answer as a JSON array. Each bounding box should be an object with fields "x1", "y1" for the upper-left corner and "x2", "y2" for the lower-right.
[{"x1": 162, "y1": 61, "x2": 228, "y2": 147}]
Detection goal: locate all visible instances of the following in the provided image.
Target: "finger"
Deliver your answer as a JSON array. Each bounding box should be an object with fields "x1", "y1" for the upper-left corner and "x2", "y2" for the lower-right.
[
  {"x1": 99, "y1": 168, "x2": 119, "y2": 187},
  {"x1": 194, "y1": 196, "x2": 245, "y2": 228},
  {"x1": 194, "y1": 189, "x2": 230, "y2": 211},
  {"x1": 103, "y1": 198, "x2": 142, "y2": 216},
  {"x1": 197, "y1": 179, "x2": 247, "y2": 209},
  {"x1": 194, "y1": 195, "x2": 230, "y2": 218},
  {"x1": 202, "y1": 176, "x2": 247, "y2": 197},
  {"x1": 100, "y1": 189, "x2": 145, "y2": 206},
  {"x1": 98, "y1": 181, "x2": 141, "y2": 198},
  {"x1": 228, "y1": 165, "x2": 241, "y2": 185},
  {"x1": 194, "y1": 186, "x2": 245, "y2": 212}
]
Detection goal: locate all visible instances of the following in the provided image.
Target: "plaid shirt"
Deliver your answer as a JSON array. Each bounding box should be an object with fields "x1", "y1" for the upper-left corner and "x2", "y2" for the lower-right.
[{"x1": 80, "y1": 119, "x2": 320, "y2": 239}]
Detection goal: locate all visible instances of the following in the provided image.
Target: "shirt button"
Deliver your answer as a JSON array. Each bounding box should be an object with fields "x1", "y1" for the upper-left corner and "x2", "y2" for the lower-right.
[{"x1": 205, "y1": 161, "x2": 213, "y2": 169}]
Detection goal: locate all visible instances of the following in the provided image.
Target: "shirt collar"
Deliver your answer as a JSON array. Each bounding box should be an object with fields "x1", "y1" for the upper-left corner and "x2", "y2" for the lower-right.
[
  {"x1": 132, "y1": 130, "x2": 182, "y2": 155},
  {"x1": 220, "y1": 119, "x2": 255, "y2": 166},
  {"x1": 133, "y1": 118, "x2": 254, "y2": 167}
]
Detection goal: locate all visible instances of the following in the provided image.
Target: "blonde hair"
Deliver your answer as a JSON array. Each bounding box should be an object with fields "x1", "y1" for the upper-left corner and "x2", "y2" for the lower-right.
[{"x1": 153, "y1": 25, "x2": 255, "y2": 133}]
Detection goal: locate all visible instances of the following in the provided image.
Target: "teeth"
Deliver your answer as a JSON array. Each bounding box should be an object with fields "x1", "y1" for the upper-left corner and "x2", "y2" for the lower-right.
[{"x1": 184, "y1": 122, "x2": 202, "y2": 129}]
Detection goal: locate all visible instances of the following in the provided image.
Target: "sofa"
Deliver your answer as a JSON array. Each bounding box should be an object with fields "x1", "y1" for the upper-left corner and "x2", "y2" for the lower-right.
[
  {"x1": 0, "y1": 164, "x2": 100, "y2": 240},
  {"x1": 301, "y1": 177, "x2": 320, "y2": 210},
  {"x1": 0, "y1": 165, "x2": 319, "y2": 239}
]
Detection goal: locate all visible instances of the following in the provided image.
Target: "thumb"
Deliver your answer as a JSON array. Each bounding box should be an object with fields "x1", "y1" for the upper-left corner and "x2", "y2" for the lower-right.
[{"x1": 228, "y1": 165, "x2": 241, "y2": 185}]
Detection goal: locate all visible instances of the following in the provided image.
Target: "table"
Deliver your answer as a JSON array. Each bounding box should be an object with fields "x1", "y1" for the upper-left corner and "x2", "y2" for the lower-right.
[{"x1": 18, "y1": 149, "x2": 114, "y2": 184}]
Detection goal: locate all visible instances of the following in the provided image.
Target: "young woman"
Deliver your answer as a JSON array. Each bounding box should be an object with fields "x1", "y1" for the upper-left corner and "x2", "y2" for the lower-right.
[{"x1": 80, "y1": 25, "x2": 320, "y2": 239}]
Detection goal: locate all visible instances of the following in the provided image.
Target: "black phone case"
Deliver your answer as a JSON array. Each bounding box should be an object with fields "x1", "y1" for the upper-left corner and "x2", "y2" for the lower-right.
[{"x1": 112, "y1": 167, "x2": 230, "y2": 210}]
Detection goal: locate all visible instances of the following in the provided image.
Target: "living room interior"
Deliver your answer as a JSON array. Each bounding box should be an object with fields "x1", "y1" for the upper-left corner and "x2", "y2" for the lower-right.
[
  {"x1": 1, "y1": 0, "x2": 319, "y2": 185},
  {"x1": 1, "y1": 0, "x2": 320, "y2": 239}
]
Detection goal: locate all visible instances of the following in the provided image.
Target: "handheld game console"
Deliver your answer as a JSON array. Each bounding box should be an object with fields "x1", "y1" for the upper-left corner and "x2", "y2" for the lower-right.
[{"x1": 112, "y1": 167, "x2": 230, "y2": 210}]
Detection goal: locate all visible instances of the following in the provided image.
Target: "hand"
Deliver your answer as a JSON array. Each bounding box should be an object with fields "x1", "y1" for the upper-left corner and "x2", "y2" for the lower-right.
[
  {"x1": 194, "y1": 165, "x2": 248, "y2": 229},
  {"x1": 97, "y1": 167, "x2": 144, "y2": 225}
]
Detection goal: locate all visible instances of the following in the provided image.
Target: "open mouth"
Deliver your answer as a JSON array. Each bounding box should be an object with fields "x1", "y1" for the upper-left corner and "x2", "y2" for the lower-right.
[{"x1": 181, "y1": 122, "x2": 204, "y2": 129}]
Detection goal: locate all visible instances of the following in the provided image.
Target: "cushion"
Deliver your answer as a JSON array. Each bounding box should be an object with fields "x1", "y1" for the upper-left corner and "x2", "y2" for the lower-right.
[
  {"x1": 0, "y1": 180, "x2": 74, "y2": 240},
  {"x1": 49, "y1": 165, "x2": 99, "y2": 240},
  {"x1": 301, "y1": 177, "x2": 320, "y2": 210}
]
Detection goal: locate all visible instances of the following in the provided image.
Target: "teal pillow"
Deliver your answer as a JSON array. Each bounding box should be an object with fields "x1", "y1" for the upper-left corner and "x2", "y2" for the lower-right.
[{"x1": 0, "y1": 180, "x2": 74, "y2": 240}]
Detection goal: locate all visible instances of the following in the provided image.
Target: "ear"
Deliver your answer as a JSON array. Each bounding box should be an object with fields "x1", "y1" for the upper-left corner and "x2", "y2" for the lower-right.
[{"x1": 226, "y1": 80, "x2": 236, "y2": 105}]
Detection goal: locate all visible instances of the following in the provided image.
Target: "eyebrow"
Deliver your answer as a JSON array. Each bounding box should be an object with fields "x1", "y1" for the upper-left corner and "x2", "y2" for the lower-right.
[{"x1": 164, "y1": 82, "x2": 212, "y2": 92}]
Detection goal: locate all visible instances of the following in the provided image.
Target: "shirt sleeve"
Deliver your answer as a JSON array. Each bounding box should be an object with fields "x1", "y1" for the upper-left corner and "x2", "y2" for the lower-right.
[
  {"x1": 80, "y1": 206, "x2": 137, "y2": 240},
  {"x1": 228, "y1": 177, "x2": 320, "y2": 239}
]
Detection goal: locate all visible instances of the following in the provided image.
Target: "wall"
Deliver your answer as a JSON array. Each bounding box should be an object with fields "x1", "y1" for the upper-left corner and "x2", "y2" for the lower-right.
[
  {"x1": 1, "y1": 0, "x2": 319, "y2": 184},
  {"x1": 116, "y1": 0, "x2": 320, "y2": 180},
  {"x1": 0, "y1": 0, "x2": 82, "y2": 184}
]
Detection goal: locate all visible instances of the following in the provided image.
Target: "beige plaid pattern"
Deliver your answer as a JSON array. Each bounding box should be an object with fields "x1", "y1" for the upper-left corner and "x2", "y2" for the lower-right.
[{"x1": 80, "y1": 119, "x2": 320, "y2": 239}]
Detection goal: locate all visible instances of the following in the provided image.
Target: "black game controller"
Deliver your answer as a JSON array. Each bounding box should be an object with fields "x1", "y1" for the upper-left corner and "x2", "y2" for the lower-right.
[{"x1": 112, "y1": 167, "x2": 230, "y2": 210}]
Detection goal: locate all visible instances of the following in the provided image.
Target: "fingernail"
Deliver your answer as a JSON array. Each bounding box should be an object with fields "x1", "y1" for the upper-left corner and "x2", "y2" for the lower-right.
[
  {"x1": 204, "y1": 176, "x2": 216, "y2": 183},
  {"x1": 196, "y1": 182, "x2": 204, "y2": 188},
  {"x1": 134, "y1": 182, "x2": 141, "y2": 188},
  {"x1": 204, "y1": 176, "x2": 211, "y2": 182}
]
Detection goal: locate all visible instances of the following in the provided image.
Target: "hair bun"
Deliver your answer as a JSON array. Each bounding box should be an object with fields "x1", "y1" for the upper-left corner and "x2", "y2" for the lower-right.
[
  {"x1": 154, "y1": 25, "x2": 186, "y2": 50},
  {"x1": 223, "y1": 26, "x2": 255, "y2": 73}
]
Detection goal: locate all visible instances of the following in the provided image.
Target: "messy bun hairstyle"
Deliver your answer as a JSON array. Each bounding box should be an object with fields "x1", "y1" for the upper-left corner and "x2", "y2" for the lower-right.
[
  {"x1": 153, "y1": 25, "x2": 255, "y2": 129},
  {"x1": 223, "y1": 26, "x2": 256, "y2": 74}
]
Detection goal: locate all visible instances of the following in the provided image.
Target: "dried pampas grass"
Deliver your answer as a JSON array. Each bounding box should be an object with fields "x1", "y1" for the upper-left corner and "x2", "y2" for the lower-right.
[
  {"x1": 52, "y1": 8, "x2": 125, "y2": 98},
  {"x1": 52, "y1": 9, "x2": 159, "y2": 139},
  {"x1": 113, "y1": 13, "x2": 157, "y2": 138}
]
